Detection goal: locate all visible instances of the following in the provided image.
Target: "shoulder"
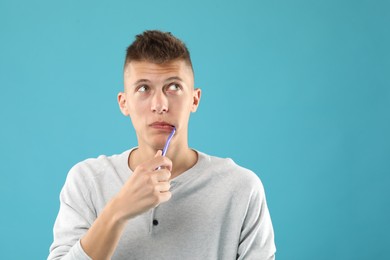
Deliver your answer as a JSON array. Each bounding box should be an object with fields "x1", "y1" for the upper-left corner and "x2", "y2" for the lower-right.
[
  {"x1": 198, "y1": 151, "x2": 264, "y2": 193},
  {"x1": 65, "y1": 149, "x2": 130, "y2": 187}
]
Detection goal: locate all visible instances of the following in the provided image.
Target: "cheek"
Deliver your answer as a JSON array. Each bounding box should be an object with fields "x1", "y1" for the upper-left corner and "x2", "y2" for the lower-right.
[
  {"x1": 170, "y1": 98, "x2": 187, "y2": 111},
  {"x1": 174, "y1": 94, "x2": 193, "y2": 108},
  {"x1": 128, "y1": 100, "x2": 149, "y2": 120},
  {"x1": 172, "y1": 99, "x2": 193, "y2": 118}
]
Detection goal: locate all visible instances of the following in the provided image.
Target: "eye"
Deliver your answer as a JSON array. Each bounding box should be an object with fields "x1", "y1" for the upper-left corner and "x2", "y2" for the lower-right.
[
  {"x1": 137, "y1": 85, "x2": 149, "y2": 92},
  {"x1": 166, "y1": 83, "x2": 181, "y2": 92}
]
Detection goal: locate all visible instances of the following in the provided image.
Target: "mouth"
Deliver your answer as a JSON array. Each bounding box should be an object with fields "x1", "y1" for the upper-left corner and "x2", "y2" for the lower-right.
[{"x1": 149, "y1": 121, "x2": 175, "y2": 131}]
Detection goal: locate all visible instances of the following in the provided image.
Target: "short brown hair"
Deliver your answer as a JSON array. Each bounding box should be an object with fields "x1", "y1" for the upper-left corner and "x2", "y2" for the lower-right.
[{"x1": 124, "y1": 30, "x2": 193, "y2": 71}]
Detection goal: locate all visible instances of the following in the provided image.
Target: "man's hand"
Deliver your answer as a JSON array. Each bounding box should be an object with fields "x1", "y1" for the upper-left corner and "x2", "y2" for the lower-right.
[
  {"x1": 112, "y1": 150, "x2": 173, "y2": 222},
  {"x1": 81, "y1": 150, "x2": 172, "y2": 260}
]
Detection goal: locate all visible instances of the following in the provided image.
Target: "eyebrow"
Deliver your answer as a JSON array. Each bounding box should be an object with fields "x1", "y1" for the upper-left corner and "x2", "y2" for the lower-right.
[
  {"x1": 132, "y1": 77, "x2": 183, "y2": 87},
  {"x1": 133, "y1": 79, "x2": 151, "y2": 86},
  {"x1": 164, "y1": 76, "x2": 183, "y2": 83}
]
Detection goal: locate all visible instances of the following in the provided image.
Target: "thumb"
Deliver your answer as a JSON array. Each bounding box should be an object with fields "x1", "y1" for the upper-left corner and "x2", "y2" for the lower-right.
[
  {"x1": 155, "y1": 150, "x2": 162, "y2": 157},
  {"x1": 154, "y1": 150, "x2": 163, "y2": 170}
]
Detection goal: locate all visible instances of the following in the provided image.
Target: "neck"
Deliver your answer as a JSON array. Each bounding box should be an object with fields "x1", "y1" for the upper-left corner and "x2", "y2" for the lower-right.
[{"x1": 128, "y1": 143, "x2": 197, "y2": 179}]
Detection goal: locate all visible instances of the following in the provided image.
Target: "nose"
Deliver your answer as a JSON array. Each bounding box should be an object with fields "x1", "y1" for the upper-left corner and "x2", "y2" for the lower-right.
[{"x1": 151, "y1": 90, "x2": 168, "y2": 114}]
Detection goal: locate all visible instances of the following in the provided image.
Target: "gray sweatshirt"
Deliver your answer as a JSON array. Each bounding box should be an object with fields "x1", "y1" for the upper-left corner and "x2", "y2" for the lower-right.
[{"x1": 48, "y1": 149, "x2": 276, "y2": 259}]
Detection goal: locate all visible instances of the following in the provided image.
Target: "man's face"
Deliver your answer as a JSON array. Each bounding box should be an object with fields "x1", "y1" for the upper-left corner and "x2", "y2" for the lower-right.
[{"x1": 118, "y1": 59, "x2": 201, "y2": 151}]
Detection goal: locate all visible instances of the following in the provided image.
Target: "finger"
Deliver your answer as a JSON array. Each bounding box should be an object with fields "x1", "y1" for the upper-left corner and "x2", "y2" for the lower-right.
[
  {"x1": 158, "y1": 191, "x2": 172, "y2": 204},
  {"x1": 156, "y1": 182, "x2": 171, "y2": 192},
  {"x1": 153, "y1": 169, "x2": 171, "y2": 182},
  {"x1": 148, "y1": 156, "x2": 172, "y2": 171},
  {"x1": 155, "y1": 150, "x2": 162, "y2": 157}
]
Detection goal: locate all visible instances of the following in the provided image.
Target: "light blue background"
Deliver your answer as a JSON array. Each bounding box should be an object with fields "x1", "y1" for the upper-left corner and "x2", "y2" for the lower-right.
[{"x1": 1, "y1": 0, "x2": 389, "y2": 259}]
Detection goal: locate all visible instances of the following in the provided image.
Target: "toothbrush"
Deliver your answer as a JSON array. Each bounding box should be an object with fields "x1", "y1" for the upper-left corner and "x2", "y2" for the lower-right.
[
  {"x1": 162, "y1": 127, "x2": 176, "y2": 156},
  {"x1": 156, "y1": 127, "x2": 176, "y2": 170}
]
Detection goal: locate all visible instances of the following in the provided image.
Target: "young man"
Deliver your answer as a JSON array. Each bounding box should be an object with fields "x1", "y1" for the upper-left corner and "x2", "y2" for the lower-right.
[{"x1": 48, "y1": 30, "x2": 276, "y2": 260}]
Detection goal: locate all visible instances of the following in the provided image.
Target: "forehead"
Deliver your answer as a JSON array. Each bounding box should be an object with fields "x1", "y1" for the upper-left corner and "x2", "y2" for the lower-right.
[{"x1": 124, "y1": 60, "x2": 194, "y2": 84}]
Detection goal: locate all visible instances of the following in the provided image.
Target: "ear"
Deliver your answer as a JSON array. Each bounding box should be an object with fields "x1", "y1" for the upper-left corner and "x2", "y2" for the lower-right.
[
  {"x1": 191, "y1": 88, "x2": 202, "y2": 112},
  {"x1": 118, "y1": 92, "x2": 129, "y2": 116}
]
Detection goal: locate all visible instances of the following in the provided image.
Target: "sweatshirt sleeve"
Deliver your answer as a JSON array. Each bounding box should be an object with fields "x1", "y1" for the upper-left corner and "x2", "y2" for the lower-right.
[
  {"x1": 48, "y1": 164, "x2": 95, "y2": 260},
  {"x1": 237, "y1": 179, "x2": 276, "y2": 260}
]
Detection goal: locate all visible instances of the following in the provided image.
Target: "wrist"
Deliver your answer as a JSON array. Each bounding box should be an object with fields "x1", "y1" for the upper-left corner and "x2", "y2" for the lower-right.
[{"x1": 105, "y1": 197, "x2": 129, "y2": 227}]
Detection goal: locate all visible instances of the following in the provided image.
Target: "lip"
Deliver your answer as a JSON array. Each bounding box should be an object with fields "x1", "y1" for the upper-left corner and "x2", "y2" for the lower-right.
[{"x1": 149, "y1": 121, "x2": 175, "y2": 130}]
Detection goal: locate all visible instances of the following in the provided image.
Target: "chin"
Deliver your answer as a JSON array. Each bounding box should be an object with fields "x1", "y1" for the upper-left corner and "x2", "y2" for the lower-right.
[
  {"x1": 138, "y1": 131, "x2": 167, "y2": 149},
  {"x1": 149, "y1": 138, "x2": 166, "y2": 151}
]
